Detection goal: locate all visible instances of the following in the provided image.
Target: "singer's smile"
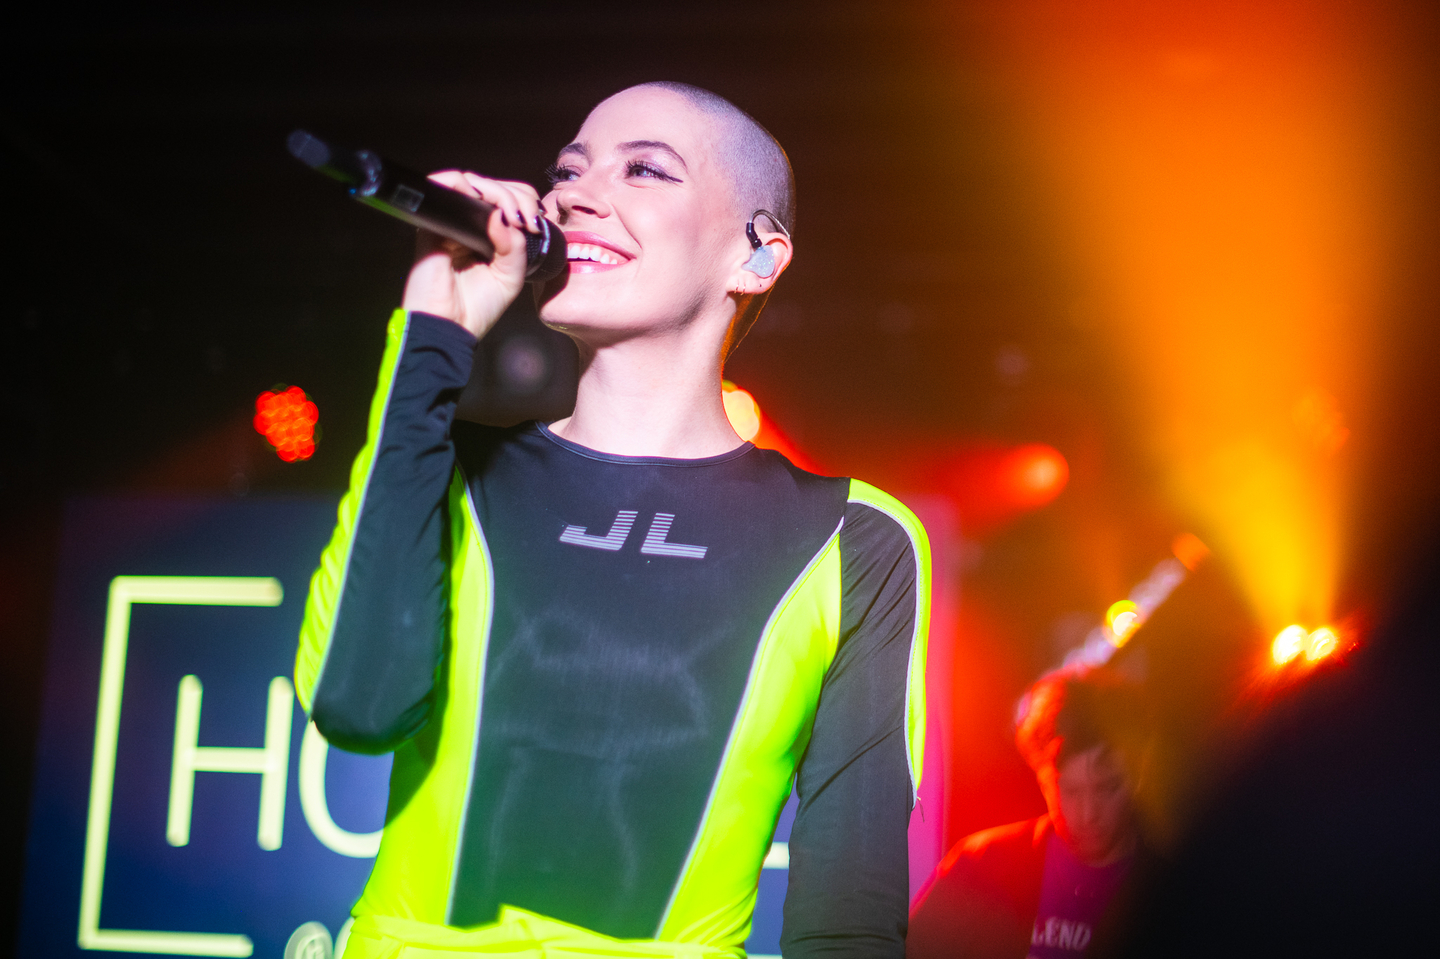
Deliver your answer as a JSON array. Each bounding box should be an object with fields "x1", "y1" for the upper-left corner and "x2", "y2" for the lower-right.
[{"x1": 563, "y1": 231, "x2": 633, "y2": 274}]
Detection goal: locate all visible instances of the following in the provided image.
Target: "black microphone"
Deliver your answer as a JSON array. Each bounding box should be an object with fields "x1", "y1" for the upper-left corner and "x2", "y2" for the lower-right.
[{"x1": 287, "y1": 129, "x2": 568, "y2": 283}]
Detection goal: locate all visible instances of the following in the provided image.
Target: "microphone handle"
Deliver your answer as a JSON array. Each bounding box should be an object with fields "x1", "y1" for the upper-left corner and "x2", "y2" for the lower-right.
[{"x1": 287, "y1": 130, "x2": 566, "y2": 282}]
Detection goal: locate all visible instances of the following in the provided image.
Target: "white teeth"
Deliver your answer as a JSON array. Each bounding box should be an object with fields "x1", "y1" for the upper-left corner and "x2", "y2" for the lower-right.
[{"x1": 567, "y1": 242, "x2": 623, "y2": 265}]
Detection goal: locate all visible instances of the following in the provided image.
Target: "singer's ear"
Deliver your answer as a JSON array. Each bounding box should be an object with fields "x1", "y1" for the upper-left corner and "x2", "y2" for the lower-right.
[{"x1": 731, "y1": 231, "x2": 793, "y2": 295}]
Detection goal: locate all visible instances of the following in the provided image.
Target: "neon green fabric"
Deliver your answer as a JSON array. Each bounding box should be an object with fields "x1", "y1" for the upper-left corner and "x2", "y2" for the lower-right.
[
  {"x1": 340, "y1": 908, "x2": 739, "y2": 959},
  {"x1": 352, "y1": 476, "x2": 495, "y2": 923},
  {"x1": 846, "y1": 479, "x2": 931, "y2": 797},
  {"x1": 658, "y1": 527, "x2": 844, "y2": 944},
  {"x1": 295, "y1": 309, "x2": 413, "y2": 711}
]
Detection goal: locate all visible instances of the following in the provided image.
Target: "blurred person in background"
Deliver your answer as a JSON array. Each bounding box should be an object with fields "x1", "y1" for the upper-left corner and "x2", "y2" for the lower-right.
[{"x1": 908, "y1": 669, "x2": 1156, "y2": 959}]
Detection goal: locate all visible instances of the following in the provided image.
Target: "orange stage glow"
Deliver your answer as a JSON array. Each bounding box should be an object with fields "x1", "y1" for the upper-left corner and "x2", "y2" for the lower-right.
[
  {"x1": 1171, "y1": 532, "x2": 1212, "y2": 572},
  {"x1": 973, "y1": 0, "x2": 1407, "y2": 635},
  {"x1": 914, "y1": 443, "x2": 1073, "y2": 538},
  {"x1": 1002, "y1": 444, "x2": 1070, "y2": 509},
  {"x1": 722, "y1": 381, "x2": 824, "y2": 473},
  {"x1": 254, "y1": 386, "x2": 318, "y2": 462}
]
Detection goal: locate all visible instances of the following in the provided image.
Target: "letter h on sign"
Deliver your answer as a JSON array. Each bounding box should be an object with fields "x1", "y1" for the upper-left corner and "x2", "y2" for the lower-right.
[
  {"x1": 80, "y1": 576, "x2": 284, "y2": 958},
  {"x1": 167, "y1": 674, "x2": 294, "y2": 851}
]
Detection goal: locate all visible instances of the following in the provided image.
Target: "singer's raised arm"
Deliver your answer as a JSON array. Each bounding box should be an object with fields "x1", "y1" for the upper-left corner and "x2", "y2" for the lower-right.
[
  {"x1": 294, "y1": 310, "x2": 476, "y2": 753},
  {"x1": 293, "y1": 168, "x2": 543, "y2": 752}
]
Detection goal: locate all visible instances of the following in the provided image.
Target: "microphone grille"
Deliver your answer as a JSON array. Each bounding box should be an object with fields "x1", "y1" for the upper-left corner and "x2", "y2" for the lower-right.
[{"x1": 526, "y1": 220, "x2": 569, "y2": 283}]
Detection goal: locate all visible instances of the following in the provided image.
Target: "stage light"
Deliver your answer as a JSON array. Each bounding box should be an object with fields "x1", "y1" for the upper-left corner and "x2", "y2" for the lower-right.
[
  {"x1": 1057, "y1": 555, "x2": 1190, "y2": 671},
  {"x1": 980, "y1": 0, "x2": 1388, "y2": 650},
  {"x1": 1003, "y1": 444, "x2": 1069, "y2": 509},
  {"x1": 1272, "y1": 625, "x2": 1308, "y2": 665},
  {"x1": 718, "y1": 380, "x2": 823, "y2": 472},
  {"x1": 1105, "y1": 600, "x2": 1141, "y2": 647},
  {"x1": 721, "y1": 382, "x2": 761, "y2": 442},
  {"x1": 254, "y1": 386, "x2": 318, "y2": 462},
  {"x1": 1306, "y1": 626, "x2": 1339, "y2": 661}
]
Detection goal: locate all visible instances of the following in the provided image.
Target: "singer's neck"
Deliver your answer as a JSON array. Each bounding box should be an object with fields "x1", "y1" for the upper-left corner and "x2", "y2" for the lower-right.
[{"x1": 546, "y1": 328, "x2": 742, "y2": 460}]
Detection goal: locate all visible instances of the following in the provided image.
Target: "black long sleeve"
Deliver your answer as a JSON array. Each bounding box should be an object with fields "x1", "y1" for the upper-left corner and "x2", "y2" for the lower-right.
[
  {"x1": 782, "y1": 501, "x2": 919, "y2": 958},
  {"x1": 306, "y1": 311, "x2": 476, "y2": 753}
]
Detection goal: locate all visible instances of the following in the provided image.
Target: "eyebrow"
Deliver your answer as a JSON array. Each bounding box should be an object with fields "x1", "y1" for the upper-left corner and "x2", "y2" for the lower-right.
[
  {"x1": 618, "y1": 140, "x2": 689, "y2": 171},
  {"x1": 556, "y1": 139, "x2": 689, "y2": 173}
]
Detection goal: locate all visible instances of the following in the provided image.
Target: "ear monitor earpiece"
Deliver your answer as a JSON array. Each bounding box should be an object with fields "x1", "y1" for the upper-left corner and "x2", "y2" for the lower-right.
[
  {"x1": 742, "y1": 209, "x2": 790, "y2": 280},
  {"x1": 742, "y1": 241, "x2": 776, "y2": 278}
]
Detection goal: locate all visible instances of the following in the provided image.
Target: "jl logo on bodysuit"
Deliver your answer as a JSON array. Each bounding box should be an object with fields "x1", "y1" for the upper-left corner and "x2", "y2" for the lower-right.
[{"x1": 559, "y1": 510, "x2": 708, "y2": 559}]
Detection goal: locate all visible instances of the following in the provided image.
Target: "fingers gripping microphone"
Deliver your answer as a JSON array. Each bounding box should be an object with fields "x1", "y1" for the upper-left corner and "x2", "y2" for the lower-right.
[{"x1": 287, "y1": 130, "x2": 568, "y2": 283}]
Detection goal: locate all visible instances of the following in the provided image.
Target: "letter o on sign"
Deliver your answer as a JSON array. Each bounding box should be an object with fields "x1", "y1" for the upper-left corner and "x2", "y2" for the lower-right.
[{"x1": 298, "y1": 722, "x2": 383, "y2": 857}]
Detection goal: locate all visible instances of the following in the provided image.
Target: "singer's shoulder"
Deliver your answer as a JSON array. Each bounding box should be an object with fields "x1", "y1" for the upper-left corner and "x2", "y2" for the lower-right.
[
  {"x1": 749, "y1": 449, "x2": 923, "y2": 538},
  {"x1": 744, "y1": 450, "x2": 926, "y2": 553}
]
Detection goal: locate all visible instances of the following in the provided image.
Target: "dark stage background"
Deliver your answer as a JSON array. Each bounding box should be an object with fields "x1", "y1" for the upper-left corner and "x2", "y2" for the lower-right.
[{"x1": 5, "y1": 1, "x2": 1440, "y2": 954}]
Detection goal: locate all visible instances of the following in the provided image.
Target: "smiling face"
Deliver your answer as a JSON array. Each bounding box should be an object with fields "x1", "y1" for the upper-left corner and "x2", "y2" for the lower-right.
[
  {"x1": 536, "y1": 86, "x2": 752, "y2": 345},
  {"x1": 1042, "y1": 745, "x2": 1138, "y2": 866}
]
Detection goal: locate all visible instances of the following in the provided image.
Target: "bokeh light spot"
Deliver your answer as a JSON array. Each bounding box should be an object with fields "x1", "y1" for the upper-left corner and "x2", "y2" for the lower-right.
[
  {"x1": 1306, "y1": 626, "x2": 1339, "y2": 661},
  {"x1": 1105, "y1": 599, "x2": 1141, "y2": 647},
  {"x1": 1002, "y1": 444, "x2": 1069, "y2": 509},
  {"x1": 1293, "y1": 390, "x2": 1351, "y2": 456},
  {"x1": 722, "y1": 382, "x2": 762, "y2": 442},
  {"x1": 1171, "y1": 532, "x2": 1211, "y2": 572},
  {"x1": 254, "y1": 385, "x2": 319, "y2": 462},
  {"x1": 1272, "y1": 625, "x2": 1308, "y2": 665}
]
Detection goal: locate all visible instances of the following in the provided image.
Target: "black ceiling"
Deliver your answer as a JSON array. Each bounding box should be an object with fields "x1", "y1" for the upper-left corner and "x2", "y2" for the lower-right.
[{"x1": 1, "y1": 1, "x2": 1127, "y2": 503}]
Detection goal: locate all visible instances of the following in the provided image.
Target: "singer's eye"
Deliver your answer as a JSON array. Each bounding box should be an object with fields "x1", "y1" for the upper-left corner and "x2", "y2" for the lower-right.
[
  {"x1": 626, "y1": 161, "x2": 680, "y2": 183},
  {"x1": 544, "y1": 163, "x2": 580, "y2": 185}
]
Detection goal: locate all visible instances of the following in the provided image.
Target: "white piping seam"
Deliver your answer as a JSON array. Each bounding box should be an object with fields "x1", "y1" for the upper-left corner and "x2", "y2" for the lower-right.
[
  {"x1": 311, "y1": 312, "x2": 413, "y2": 706},
  {"x1": 445, "y1": 473, "x2": 497, "y2": 923},
  {"x1": 847, "y1": 494, "x2": 927, "y2": 803},
  {"x1": 654, "y1": 517, "x2": 846, "y2": 939}
]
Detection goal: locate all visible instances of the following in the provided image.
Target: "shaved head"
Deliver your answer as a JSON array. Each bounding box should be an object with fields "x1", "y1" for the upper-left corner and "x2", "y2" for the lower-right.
[
  {"x1": 554, "y1": 82, "x2": 796, "y2": 359},
  {"x1": 617, "y1": 82, "x2": 795, "y2": 356},
  {"x1": 628, "y1": 81, "x2": 796, "y2": 233}
]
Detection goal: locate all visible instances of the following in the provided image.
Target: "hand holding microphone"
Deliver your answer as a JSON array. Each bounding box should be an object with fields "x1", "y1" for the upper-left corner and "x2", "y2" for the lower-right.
[{"x1": 287, "y1": 130, "x2": 567, "y2": 338}]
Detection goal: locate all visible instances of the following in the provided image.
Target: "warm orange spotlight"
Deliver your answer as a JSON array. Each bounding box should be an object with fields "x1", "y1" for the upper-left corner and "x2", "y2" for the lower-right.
[
  {"x1": 721, "y1": 382, "x2": 761, "y2": 442},
  {"x1": 973, "y1": 0, "x2": 1397, "y2": 639},
  {"x1": 1105, "y1": 600, "x2": 1141, "y2": 647},
  {"x1": 1293, "y1": 390, "x2": 1351, "y2": 456},
  {"x1": 1272, "y1": 625, "x2": 1308, "y2": 665},
  {"x1": 1002, "y1": 444, "x2": 1069, "y2": 509},
  {"x1": 254, "y1": 385, "x2": 318, "y2": 462},
  {"x1": 1306, "y1": 626, "x2": 1339, "y2": 661}
]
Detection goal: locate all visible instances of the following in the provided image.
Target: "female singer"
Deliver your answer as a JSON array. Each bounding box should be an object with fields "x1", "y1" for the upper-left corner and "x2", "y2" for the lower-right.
[{"x1": 296, "y1": 82, "x2": 930, "y2": 959}]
